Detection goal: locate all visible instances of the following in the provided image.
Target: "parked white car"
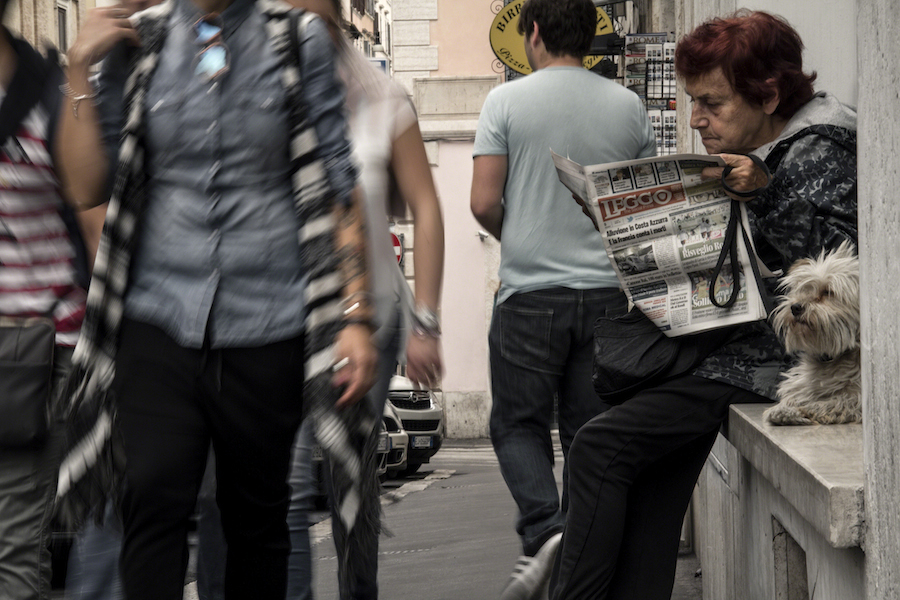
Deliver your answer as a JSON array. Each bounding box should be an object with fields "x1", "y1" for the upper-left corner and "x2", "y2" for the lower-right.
[{"x1": 386, "y1": 375, "x2": 444, "y2": 476}]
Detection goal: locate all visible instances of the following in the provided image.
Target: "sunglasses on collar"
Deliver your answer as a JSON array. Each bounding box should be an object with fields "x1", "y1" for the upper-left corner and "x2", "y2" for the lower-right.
[{"x1": 193, "y1": 13, "x2": 229, "y2": 81}]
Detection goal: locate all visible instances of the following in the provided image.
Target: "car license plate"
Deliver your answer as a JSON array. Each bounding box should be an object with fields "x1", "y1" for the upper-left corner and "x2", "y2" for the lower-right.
[
  {"x1": 312, "y1": 445, "x2": 324, "y2": 460},
  {"x1": 377, "y1": 436, "x2": 390, "y2": 452},
  {"x1": 412, "y1": 436, "x2": 433, "y2": 449}
]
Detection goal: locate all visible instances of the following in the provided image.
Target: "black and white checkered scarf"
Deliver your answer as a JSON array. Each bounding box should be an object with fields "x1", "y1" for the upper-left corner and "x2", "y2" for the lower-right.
[{"x1": 55, "y1": 0, "x2": 379, "y2": 547}]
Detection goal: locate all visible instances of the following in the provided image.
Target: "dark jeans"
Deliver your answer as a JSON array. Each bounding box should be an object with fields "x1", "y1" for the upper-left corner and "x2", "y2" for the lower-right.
[
  {"x1": 489, "y1": 287, "x2": 624, "y2": 556},
  {"x1": 64, "y1": 502, "x2": 123, "y2": 600},
  {"x1": 549, "y1": 375, "x2": 763, "y2": 600},
  {"x1": 113, "y1": 319, "x2": 305, "y2": 600},
  {"x1": 196, "y1": 310, "x2": 401, "y2": 600}
]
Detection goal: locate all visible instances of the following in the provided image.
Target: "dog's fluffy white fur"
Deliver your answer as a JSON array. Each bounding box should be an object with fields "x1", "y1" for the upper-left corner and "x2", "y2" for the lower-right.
[{"x1": 763, "y1": 241, "x2": 861, "y2": 425}]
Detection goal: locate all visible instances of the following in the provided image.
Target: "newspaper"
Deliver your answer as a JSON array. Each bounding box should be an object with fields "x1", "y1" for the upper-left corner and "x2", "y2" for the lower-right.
[{"x1": 551, "y1": 151, "x2": 772, "y2": 337}]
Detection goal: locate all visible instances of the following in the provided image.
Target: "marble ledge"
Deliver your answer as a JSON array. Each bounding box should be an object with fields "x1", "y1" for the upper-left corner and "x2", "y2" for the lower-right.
[{"x1": 727, "y1": 403, "x2": 866, "y2": 549}]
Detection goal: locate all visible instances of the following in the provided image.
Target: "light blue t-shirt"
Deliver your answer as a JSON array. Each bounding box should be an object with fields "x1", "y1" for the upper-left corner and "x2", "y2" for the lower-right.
[{"x1": 473, "y1": 67, "x2": 656, "y2": 305}]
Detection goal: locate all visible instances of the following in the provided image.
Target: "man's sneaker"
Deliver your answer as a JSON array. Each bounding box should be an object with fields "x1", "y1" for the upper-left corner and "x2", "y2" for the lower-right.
[{"x1": 499, "y1": 532, "x2": 563, "y2": 600}]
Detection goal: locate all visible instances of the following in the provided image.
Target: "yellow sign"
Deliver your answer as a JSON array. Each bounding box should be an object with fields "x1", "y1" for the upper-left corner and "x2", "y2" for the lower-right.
[{"x1": 489, "y1": 0, "x2": 614, "y2": 75}]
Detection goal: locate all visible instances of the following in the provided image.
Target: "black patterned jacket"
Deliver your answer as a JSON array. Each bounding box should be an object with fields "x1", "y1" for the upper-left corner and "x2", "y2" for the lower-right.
[{"x1": 692, "y1": 93, "x2": 858, "y2": 400}]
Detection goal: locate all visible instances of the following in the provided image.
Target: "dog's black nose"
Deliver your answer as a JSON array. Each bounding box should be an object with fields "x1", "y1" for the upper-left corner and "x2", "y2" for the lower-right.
[{"x1": 791, "y1": 304, "x2": 804, "y2": 317}]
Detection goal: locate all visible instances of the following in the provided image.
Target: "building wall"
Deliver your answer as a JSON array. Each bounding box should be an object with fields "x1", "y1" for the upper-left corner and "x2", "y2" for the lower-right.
[
  {"x1": 391, "y1": 0, "x2": 438, "y2": 92},
  {"x1": 392, "y1": 0, "x2": 504, "y2": 438},
  {"x1": 858, "y1": 1, "x2": 900, "y2": 596},
  {"x1": 5, "y1": 0, "x2": 91, "y2": 50},
  {"x1": 429, "y1": 141, "x2": 497, "y2": 438},
  {"x1": 429, "y1": 0, "x2": 499, "y2": 78}
]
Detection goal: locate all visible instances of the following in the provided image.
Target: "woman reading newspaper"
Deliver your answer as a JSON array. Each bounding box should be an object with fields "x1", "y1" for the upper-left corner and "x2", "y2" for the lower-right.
[{"x1": 551, "y1": 10, "x2": 857, "y2": 600}]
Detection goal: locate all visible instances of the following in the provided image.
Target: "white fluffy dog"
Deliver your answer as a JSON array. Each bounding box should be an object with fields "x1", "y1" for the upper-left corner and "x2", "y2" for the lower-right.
[{"x1": 763, "y1": 241, "x2": 861, "y2": 425}]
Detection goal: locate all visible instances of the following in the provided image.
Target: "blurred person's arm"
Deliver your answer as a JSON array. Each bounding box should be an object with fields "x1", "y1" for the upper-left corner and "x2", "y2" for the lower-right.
[
  {"x1": 390, "y1": 121, "x2": 444, "y2": 388},
  {"x1": 470, "y1": 154, "x2": 507, "y2": 241},
  {"x1": 54, "y1": 6, "x2": 137, "y2": 209},
  {"x1": 332, "y1": 187, "x2": 377, "y2": 408}
]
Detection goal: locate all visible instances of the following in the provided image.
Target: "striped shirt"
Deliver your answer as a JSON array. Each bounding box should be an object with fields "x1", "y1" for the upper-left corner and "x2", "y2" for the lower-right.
[{"x1": 0, "y1": 90, "x2": 86, "y2": 346}]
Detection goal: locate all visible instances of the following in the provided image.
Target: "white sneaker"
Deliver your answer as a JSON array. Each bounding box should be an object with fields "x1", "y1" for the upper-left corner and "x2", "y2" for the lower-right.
[{"x1": 499, "y1": 532, "x2": 563, "y2": 600}]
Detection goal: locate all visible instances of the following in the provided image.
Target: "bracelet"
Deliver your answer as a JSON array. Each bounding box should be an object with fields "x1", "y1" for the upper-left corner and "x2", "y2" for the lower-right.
[
  {"x1": 412, "y1": 304, "x2": 441, "y2": 337},
  {"x1": 342, "y1": 291, "x2": 373, "y2": 315},
  {"x1": 59, "y1": 83, "x2": 98, "y2": 119},
  {"x1": 343, "y1": 300, "x2": 374, "y2": 320}
]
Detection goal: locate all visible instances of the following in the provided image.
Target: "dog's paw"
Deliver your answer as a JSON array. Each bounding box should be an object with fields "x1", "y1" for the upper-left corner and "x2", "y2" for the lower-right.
[
  {"x1": 764, "y1": 403, "x2": 816, "y2": 426},
  {"x1": 804, "y1": 406, "x2": 862, "y2": 425}
]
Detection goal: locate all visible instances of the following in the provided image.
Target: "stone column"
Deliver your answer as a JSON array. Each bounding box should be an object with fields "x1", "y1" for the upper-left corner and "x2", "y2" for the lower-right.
[{"x1": 859, "y1": 1, "x2": 900, "y2": 597}]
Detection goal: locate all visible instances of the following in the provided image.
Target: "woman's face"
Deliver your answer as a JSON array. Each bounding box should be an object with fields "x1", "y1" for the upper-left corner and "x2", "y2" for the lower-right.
[{"x1": 684, "y1": 67, "x2": 780, "y2": 155}]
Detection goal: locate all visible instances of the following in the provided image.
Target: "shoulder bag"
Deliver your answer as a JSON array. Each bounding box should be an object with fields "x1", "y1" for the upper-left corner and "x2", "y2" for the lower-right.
[
  {"x1": 592, "y1": 309, "x2": 737, "y2": 404},
  {"x1": 0, "y1": 317, "x2": 55, "y2": 447}
]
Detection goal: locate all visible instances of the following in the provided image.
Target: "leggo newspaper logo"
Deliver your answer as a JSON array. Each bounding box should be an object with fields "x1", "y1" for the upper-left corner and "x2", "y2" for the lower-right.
[{"x1": 597, "y1": 185, "x2": 684, "y2": 222}]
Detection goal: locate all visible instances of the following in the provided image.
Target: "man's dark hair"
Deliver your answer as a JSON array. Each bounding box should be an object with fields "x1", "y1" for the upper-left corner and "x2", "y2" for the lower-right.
[{"x1": 517, "y1": 0, "x2": 597, "y2": 59}]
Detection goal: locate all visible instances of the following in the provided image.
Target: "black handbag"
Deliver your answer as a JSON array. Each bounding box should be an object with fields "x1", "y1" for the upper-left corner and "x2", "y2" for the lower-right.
[
  {"x1": 592, "y1": 308, "x2": 736, "y2": 404},
  {"x1": 0, "y1": 317, "x2": 55, "y2": 447}
]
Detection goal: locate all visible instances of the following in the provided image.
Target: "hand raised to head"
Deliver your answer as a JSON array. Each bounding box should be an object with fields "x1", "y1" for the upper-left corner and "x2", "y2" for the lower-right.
[{"x1": 67, "y1": 5, "x2": 141, "y2": 72}]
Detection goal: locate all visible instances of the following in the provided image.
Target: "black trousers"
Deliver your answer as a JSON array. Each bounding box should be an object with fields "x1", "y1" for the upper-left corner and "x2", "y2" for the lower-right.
[
  {"x1": 113, "y1": 318, "x2": 305, "y2": 600},
  {"x1": 549, "y1": 375, "x2": 764, "y2": 600}
]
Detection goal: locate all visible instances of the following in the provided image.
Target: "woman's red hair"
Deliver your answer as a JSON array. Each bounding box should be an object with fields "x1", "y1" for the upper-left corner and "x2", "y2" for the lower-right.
[{"x1": 675, "y1": 10, "x2": 816, "y2": 119}]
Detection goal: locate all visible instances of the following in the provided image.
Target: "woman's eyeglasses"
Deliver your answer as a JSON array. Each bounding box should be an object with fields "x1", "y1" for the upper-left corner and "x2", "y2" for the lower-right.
[{"x1": 193, "y1": 14, "x2": 229, "y2": 81}]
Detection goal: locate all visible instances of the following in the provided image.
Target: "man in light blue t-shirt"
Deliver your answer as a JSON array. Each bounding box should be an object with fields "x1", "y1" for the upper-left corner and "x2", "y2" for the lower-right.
[{"x1": 471, "y1": 0, "x2": 655, "y2": 597}]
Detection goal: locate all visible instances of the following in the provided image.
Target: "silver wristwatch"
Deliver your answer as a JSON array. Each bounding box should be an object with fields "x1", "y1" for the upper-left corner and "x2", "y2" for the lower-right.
[{"x1": 412, "y1": 304, "x2": 441, "y2": 337}]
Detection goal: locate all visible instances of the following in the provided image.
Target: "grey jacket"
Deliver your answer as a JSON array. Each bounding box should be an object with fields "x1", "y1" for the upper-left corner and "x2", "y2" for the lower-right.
[{"x1": 693, "y1": 92, "x2": 858, "y2": 400}]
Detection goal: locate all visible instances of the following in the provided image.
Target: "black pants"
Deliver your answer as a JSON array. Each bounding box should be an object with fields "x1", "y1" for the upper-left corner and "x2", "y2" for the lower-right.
[
  {"x1": 113, "y1": 319, "x2": 305, "y2": 600},
  {"x1": 549, "y1": 375, "x2": 764, "y2": 600}
]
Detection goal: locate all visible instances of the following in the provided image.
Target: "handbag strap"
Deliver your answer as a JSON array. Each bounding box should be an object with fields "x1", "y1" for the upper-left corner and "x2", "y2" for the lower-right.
[{"x1": 709, "y1": 155, "x2": 774, "y2": 313}]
